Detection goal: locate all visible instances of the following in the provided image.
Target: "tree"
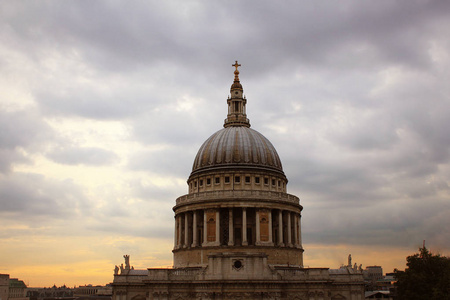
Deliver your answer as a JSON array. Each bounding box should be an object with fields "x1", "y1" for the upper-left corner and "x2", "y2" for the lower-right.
[{"x1": 395, "y1": 247, "x2": 450, "y2": 300}]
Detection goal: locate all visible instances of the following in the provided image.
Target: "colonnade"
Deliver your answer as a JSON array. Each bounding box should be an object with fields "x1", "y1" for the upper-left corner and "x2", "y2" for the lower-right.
[{"x1": 174, "y1": 207, "x2": 302, "y2": 250}]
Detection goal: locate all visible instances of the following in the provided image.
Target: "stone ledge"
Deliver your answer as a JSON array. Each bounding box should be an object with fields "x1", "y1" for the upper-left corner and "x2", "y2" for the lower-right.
[{"x1": 175, "y1": 190, "x2": 299, "y2": 207}]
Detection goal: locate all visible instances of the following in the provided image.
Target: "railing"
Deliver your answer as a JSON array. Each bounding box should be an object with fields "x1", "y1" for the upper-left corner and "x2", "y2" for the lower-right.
[
  {"x1": 160, "y1": 266, "x2": 330, "y2": 281},
  {"x1": 168, "y1": 267, "x2": 203, "y2": 280},
  {"x1": 275, "y1": 267, "x2": 330, "y2": 280},
  {"x1": 175, "y1": 190, "x2": 300, "y2": 206}
]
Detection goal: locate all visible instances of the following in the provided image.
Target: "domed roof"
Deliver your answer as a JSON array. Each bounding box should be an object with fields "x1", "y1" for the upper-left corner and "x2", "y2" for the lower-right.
[{"x1": 191, "y1": 126, "x2": 284, "y2": 176}]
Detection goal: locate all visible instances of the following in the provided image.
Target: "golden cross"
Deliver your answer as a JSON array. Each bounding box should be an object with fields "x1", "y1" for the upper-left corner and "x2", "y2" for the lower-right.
[{"x1": 232, "y1": 61, "x2": 241, "y2": 71}]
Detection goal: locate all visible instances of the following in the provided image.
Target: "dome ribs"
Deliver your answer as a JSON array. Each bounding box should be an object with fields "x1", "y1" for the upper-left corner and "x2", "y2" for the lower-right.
[
  {"x1": 208, "y1": 133, "x2": 219, "y2": 166},
  {"x1": 248, "y1": 129, "x2": 259, "y2": 164},
  {"x1": 224, "y1": 127, "x2": 233, "y2": 164},
  {"x1": 214, "y1": 128, "x2": 226, "y2": 165},
  {"x1": 233, "y1": 128, "x2": 240, "y2": 163},
  {"x1": 191, "y1": 127, "x2": 284, "y2": 176},
  {"x1": 242, "y1": 128, "x2": 251, "y2": 163},
  {"x1": 201, "y1": 134, "x2": 214, "y2": 167}
]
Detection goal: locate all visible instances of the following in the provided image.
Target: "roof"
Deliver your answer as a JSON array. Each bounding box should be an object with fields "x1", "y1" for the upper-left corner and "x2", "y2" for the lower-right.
[
  {"x1": 365, "y1": 291, "x2": 390, "y2": 297},
  {"x1": 191, "y1": 126, "x2": 284, "y2": 176},
  {"x1": 9, "y1": 278, "x2": 27, "y2": 288}
]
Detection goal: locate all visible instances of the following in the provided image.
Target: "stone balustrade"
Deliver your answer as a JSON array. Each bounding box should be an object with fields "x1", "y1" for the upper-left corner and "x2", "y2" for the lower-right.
[
  {"x1": 145, "y1": 266, "x2": 339, "y2": 282},
  {"x1": 175, "y1": 190, "x2": 299, "y2": 206},
  {"x1": 275, "y1": 267, "x2": 330, "y2": 280}
]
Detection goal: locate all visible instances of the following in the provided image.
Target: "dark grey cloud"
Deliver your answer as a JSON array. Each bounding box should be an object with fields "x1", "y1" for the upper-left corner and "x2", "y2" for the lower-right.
[
  {"x1": 303, "y1": 195, "x2": 450, "y2": 249},
  {"x1": 0, "y1": 0, "x2": 449, "y2": 264},
  {"x1": 0, "y1": 172, "x2": 91, "y2": 220},
  {"x1": 2, "y1": 1, "x2": 448, "y2": 138},
  {"x1": 0, "y1": 110, "x2": 52, "y2": 150},
  {"x1": 0, "y1": 148, "x2": 31, "y2": 174},
  {"x1": 129, "y1": 103, "x2": 219, "y2": 147},
  {"x1": 0, "y1": 110, "x2": 54, "y2": 172},
  {"x1": 86, "y1": 194, "x2": 174, "y2": 239}
]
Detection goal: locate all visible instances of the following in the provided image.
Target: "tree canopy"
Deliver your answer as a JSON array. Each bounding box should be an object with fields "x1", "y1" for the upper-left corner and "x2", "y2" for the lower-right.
[{"x1": 395, "y1": 247, "x2": 450, "y2": 300}]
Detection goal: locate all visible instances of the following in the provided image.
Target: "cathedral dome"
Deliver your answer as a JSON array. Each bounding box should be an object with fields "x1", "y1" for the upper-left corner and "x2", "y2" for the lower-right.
[
  {"x1": 190, "y1": 61, "x2": 285, "y2": 178},
  {"x1": 190, "y1": 126, "x2": 284, "y2": 176},
  {"x1": 174, "y1": 61, "x2": 302, "y2": 269}
]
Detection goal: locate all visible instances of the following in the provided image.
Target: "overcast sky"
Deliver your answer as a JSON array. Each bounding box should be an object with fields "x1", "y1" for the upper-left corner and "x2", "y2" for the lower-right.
[{"x1": 1, "y1": 0, "x2": 449, "y2": 287}]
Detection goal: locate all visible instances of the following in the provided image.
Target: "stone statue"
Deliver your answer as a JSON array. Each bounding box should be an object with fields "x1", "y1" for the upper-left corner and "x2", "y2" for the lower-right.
[
  {"x1": 354, "y1": 263, "x2": 357, "y2": 270},
  {"x1": 359, "y1": 264, "x2": 363, "y2": 272},
  {"x1": 120, "y1": 263, "x2": 124, "y2": 273},
  {"x1": 114, "y1": 265, "x2": 119, "y2": 275},
  {"x1": 124, "y1": 255, "x2": 130, "y2": 270},
  {"x1": 348, "y1": 254, "x2": 352, "y2": 267}
]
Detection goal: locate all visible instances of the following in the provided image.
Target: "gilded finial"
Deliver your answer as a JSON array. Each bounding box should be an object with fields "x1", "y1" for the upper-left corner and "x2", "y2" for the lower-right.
[
  {"x1": 232, "y1": 60, "x2": 241, "y2": 72},
  {"x1": 232, "y1": 60, "x2": 241, "y2": 82}
]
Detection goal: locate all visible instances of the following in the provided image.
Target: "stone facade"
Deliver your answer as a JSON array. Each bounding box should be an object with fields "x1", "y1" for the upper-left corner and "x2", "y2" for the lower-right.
[
  {"x1": 7, "y1": 278, "x2": 27, "y2": 300},
  {"x1": 27, "y1": 285, "x2": 73, "y2": 300},
  {"x1": 0, "y1": 274, "x2": 8, "y2": 300},
  {"x1": 114, "y1": 261, "x2": 364, "y2": 300},
  {"x1": 112, "y1": 62, "x2": 365, "y2": 300}
]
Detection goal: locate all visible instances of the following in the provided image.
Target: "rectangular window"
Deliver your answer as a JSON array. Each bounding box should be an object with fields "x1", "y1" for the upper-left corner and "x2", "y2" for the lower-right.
[
  {"x1": 278, "y1": 180, "x2": 281, "y2": 187},
  {"x1": 245, "y1": 176, "x2": 251, "y2": 183},
  {"x1": 235, "y1": 176, "x2": 240, "y2": 183},
  {"x1": 255, "y1": 177, "x2": 260, "y2": 184},
  {"x1": 215, "y1": 177, "x2": 220, "y2": 184},
  {"x1": 207, "y1": 178, "x2": 211, "y2": 185},
  {"x1": 272, "y1": 179, "x2": 275, "y2": 186},
  {"x1": 194, "y1": 181, "x2": 197, "y2": 187},
  {"x1": 264, "y1": 178, "x2": 269, "y2": 185},
  {"x1": 225, "y1": 176, "x2": 230, "y2": 183},
  {"x1": 200, "y1": 179, "x2": 204, "y2": 186}
]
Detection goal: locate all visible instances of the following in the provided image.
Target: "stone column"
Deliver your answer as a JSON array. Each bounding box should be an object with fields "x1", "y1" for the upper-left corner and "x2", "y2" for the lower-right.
[
  {"x1": 228, "y1": 208, "x2": 234, "y2": 246},
  {"x1": 278, "y1": 210, "x2": 284, "y2": 246},
  {"x1": 184, "y1": 212, "x2": 189, "y2": 248},
  {"x1": 202, "y1": 210, "x2": 207, "y2": 246},
  {"x1": 268, "y1": 209, "x2": 273, "y2": 244},
  {"x1": 299, "y1": 214, "x2": 302, "y2": 248},
  {"x1": 255, "y1": 209, "x2": 261, "y2": 244},
  {"x1": 174, "y1": 216, "x2": 177, "y2": 249},
  {"x1": 294, "y1": 214, "x2": 299, "y2": 247},
  {"x1": 242, "y1": 208, "x2": 248, "y2": 246},
  {"x1": 192, "y1": 210, "x2": 198, "y2": 247},
  {"x1": 287, "y1": 212, "x2": 292, "y2": 247},
  {"x1": 177, "y1": 214, "x2": 182, "y2": 248},
  {"x1": 215, "y1": 210, "x2": 220, "y2": 245}
]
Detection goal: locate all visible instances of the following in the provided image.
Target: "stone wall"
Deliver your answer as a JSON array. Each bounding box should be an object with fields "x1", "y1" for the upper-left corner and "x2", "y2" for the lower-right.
[{"x1": 173, "y1": 246, "x2": 303, "y2": 267}]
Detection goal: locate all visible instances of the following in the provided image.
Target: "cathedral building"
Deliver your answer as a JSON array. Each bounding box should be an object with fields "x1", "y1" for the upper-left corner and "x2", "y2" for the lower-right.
[{"x1": 112, "y1": 62, "x2": 365, "y2": 300}]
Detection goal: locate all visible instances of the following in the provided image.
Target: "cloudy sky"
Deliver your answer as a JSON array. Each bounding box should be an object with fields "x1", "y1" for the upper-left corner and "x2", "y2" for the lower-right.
[{"x1": 1, "y1": 0, "x2": 449, "y2": 287}]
